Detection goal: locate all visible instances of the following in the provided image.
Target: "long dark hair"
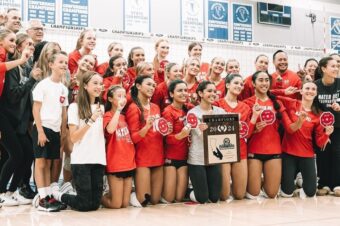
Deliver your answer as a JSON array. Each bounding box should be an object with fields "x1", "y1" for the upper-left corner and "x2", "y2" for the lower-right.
[
  {"x1": 196, "y1": 80, "x2": 214, "y2": 102},
  {"x1": 252, "y1": 71, "x2": 282, "y2": 120},
  {"x1": 168, "y1": 80, "x2": 188, "y2": 113},
  {"x1": 301, "y1": 81, "x2": 321, "y2": 115},
  {"x1": 77, "y1": 71, "x2": 100, "y2": 120},
  {"x1": 127, "y1": 46, "x2": 143, "y2": 68},
  {"x1": 315, "y1": 57, "x2": 334, "y2": 80},
  {"x1": 224, "y1": 73, "x2": 243, "y2": 96},
  {"x1": 103, "y1": 55, "x2": 124, "y2": 78},
  {"x1": 130, "y1": 75, "x2": 152, "y2": 123}
]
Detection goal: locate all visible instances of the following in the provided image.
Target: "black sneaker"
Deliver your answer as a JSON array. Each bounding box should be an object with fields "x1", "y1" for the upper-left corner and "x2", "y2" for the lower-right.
[
  {"x1": 19, "y1": 184, "x2": 37, "y2": 199},
  {"x1": 51, "y1": 196, "x2": 67, "y2": 211},
  {"x1": 37, "y1": 196, "x2": 60, "y2": 212}
]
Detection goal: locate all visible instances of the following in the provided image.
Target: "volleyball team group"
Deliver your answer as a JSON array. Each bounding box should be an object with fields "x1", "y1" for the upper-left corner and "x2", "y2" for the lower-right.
[{"x1": 0, "y1": 8, "x2": 340, "y2": 213}]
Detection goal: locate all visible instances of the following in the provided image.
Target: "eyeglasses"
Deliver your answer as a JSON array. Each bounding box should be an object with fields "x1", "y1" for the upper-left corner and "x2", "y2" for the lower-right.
[{"x1": 30, "y1": 27, "x2": 44, "y2": 31}]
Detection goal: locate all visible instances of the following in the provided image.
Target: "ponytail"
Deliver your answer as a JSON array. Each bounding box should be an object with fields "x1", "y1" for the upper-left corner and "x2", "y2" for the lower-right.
[{"x1": 267, "y1": 91, "x2": 282, "y2": 120}]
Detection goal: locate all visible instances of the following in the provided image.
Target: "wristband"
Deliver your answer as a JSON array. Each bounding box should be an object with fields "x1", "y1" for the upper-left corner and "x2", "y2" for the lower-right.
[{"x1": 85, "y1": 118, "x2": 94, "y2": 126}]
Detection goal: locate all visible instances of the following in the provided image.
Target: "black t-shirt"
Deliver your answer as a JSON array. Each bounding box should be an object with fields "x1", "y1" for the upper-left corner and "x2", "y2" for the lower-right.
[{"x1": 315, "y1": 78, "x2": 340, "y2": 128}]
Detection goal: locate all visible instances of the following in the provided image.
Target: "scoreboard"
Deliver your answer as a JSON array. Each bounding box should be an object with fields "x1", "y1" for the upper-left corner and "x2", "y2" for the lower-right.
[{"x1": 257, "y1": 2, "x2": 291, "y2": 27}]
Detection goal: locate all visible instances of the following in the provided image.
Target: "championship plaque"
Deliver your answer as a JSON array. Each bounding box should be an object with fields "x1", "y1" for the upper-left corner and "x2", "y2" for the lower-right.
[{"x1": 202, "y1": 114, "x2": 240, "y2": 165}]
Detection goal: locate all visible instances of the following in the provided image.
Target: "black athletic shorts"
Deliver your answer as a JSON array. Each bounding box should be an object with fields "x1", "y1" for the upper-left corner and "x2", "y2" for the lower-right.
[
  {"x1": 247, "y1": 153, "x2": 281, "y2": 162},
  {"x1": 107, "y1": 169, "x2": 135, "y2": 179},
  {"x1": 32, "y1": 125, "x2": 60, "y2": 160},
  {"x1": 164, "y1": 159, "x2": 187, "y2": 169}
]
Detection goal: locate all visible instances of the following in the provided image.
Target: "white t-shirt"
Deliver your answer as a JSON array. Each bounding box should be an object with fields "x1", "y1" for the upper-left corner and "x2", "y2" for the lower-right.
[
  {"x1": 187, "y1": 105, "x2": 226, "y2": 165},
  {"x1": 68, "y1": 103, "x2": 106, "y2": 165},
  {"x1": 32, "y1": 77, "x2": 69, "y2": 132}
]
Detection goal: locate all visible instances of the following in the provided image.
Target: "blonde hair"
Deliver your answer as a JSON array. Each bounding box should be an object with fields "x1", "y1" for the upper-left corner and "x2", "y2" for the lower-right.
[
  {"x1": 35, "y1": 42, "x2": 61, "y2": 79},
  {"x1": 136, "y1": 61, "x2": 153, "y2": 76},
  {"x1": 0, "y1": 28, "x2": 14, "y2": 41},
  {"x1": 13, "y1": 33, "x2": 30, "y2": 60},
  {"x1": 153, "y1": 39, "x2": 168, "y2": 72},
  {"x1": 183, "y1": 57, "x2": 200, "y2": 77},
  {"x1": 75, "y1": 29, "x2": 95, "y2": 50}
]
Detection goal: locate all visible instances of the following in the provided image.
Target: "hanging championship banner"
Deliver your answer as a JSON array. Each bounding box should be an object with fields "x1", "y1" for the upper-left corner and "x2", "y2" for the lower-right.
[
  {"x1": 28, "y1": 0, "x2": 56, "y2": 24},
  {"x1": 0, "y1": 0, "x2": 22, "y2": 12},
  {"x1": 124, "y1": 0, "x2": 150, "y2": 32},
  {"x1": 207, "y1": 0, "x2": 228, "y2": 40},
  {"x1": 232, "y1": 3, "x2": 253, "y2": 42},
  {"x1": 181, "y1": 0, "x2": 204, "y2": 38},
  {"x1": 330, "y1": 17, "x2": 340, "y2": 53},
  {"x1": 203, "y1": 114, "x2": 240, "y2": 165},
  {"x1": 62, "y1": 0, "x2": 88, "y2": 27}
]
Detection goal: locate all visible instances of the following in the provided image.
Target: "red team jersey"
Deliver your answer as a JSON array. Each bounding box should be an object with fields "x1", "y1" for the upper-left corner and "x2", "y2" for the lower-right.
[
  {"x1": 215, "y1": 98, "x2": 255, "y2": 159},
  {"x1": 151, "y1": 81, "x2": 170, "y2": 112},
  {"x1": 96, "y1": 62, "x2": 109, "y2": 76},
  {"x1": 271, "y1": 69, "x2": 302, "y2": 99},
  {"x1": 68, "y1": 50, "x2": 98, "y2": 75},
  {"x1": 126, "y1": 103, "x2": 164, "y2": 167},
  {"x1": 103, "y1": 112, "x2": 136, "y2": 173},
  {"x1": 279, "y1": 97, "x2": 329, "y2": 158},
  {"x1": 243, "y1": 96, "x2": 287, "y2": 155},
  {"x1": 162, "y1": 105, "x2": 189, "y2": 160},
  {"x1": 239, "y1": 75, "x2": 254, "y2": 101},
  {"x1": 187, "y1": 81, "x2": 200, "y2": 105}
]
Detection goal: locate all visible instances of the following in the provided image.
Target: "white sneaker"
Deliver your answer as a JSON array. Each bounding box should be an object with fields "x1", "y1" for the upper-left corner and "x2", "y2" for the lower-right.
[
  {"x1": 60, "y1": 182, "x2": 73, "y2": 194},
  {"x1": 12, "y1": 191, "x2": 32, "y2": 205},
  {"x1": 51, "y1": 183, "x2": 62, "y2": 202},
  {"x1": 32, "y1": 194, "x2": 40, "y2": 208},
  {"x1": 0, "y1": 192, "x2": 19, "y2": 206},
  {"x1": 129, "y1": 192, "x2": 142, "y2": 208}
]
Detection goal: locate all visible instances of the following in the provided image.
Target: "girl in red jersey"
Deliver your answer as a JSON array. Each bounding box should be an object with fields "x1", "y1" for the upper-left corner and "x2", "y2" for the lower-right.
[
  {"x1": 243, "y1": 71, "x2": 287, "y2": 199},
  {"x1": 126, "y1": 75, "x2": 164, "y2": 207},
  {"x1": 102, "y1": 56, "x2": 128, "y2": 102},
  {"x1": 136, "y1": 62, "x2": 155, "y2": 78},
  {"x1": 240, "y1": 54, "x2": 269, "y2": 100},
  {"x1": 162, "y1": 80, "x2": 190, "y2": 203},
  {"x1": 153, "y1": 39, "x2": 169, "y2": 84},
  {"x1": 186, "y1": 42, "x2": 209, "y2": 76},
  {"x1": 96, "y1": 42, "x2": 123, "y2": 75},
  {"x1": 152, "y1": 63, "x2": 183, "y2": 112},
  {"x1": 68, "y1": 29, "x2": 97, "y2": 74},
  {"x1": 226, "y1": 59, "x2": 240, "y2": 75},
  {"x1": 183, "y1": 57, "x2": 201, "y2": 105},
  {"x1": 101, "y1": 85, "x2": 136, "y2": 208},
  {"x1": 215, "y1": 74, "x2": 260, "y2": 200},
  {"x1": 279, "y1": 81, "x2": 333, "y2": 198},
  {"x1": 69, "y1": 54, "x2": 96, "y2": 103},
  {"x1": 206, "y1": 57, "x2": 226, "y2": 100},
  {"x1": 126, "y1": 46, "x2": 145, "y2": 88}
]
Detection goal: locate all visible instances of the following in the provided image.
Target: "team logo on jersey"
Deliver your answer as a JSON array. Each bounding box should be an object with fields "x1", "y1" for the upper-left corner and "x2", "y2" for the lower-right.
[
  {"x1": 60, "y1": 96, "x2": 65, "y2": 104},
  {"x1": 239, "y1": 121, "x2": 249, "y2": 138},
  {"x1": 260, "y1": 109, "x2": 276, "y2": 125}
]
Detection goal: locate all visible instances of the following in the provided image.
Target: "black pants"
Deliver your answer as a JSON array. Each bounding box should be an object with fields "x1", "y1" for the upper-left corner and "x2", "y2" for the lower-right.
[
  {"x1": 188, "y1": 164, "x2": 221, "y2": 203},
  {"x1": 281, "y1": 153, "x2": 316, "y2": 197},
  {"x1": 316, "y1": 128, "x2": 340, "y2": 190},
  {"x1": 61, "y1": 164, "x2": 104, "y2": 212},
  {"x1": 0, "y1": 112, "x2": 26, "y2": 193}
]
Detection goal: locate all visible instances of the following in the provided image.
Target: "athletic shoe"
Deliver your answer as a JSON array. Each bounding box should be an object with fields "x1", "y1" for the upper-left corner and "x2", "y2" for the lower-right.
[
  {"x1": 60, "y1": 182, "x2": 74, "y2": 195},
  {"x1": 295, "y1": 173, "x2": 303, "y2": 188},
  {"x1": 12, "y1": 191, "x2": 32, "y2": 205},
  {"x1": 129, "y1": 192, "x2": 142, "y2": 207},
  {"x1": 32, "y1": 194, "x2": 40, "y2": 208},
  {"x1": 50, "y1": 196, "x2": 67, "y2": 211},
  {"x1": 19, "y1": 184, "x2": 37, "y2": 199},
  {"x1": 317, "y1": 186, "x2": 330, "y2": 196},
  {"x1": 37, "y1": 196, "x2": 60, "y2": 212},
  {"x1": 0, "y1": 192, "x2": 19, "y2": 206},
  {"x1": 333, "y1": 187, "x2": 340, "y2": 197}
]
